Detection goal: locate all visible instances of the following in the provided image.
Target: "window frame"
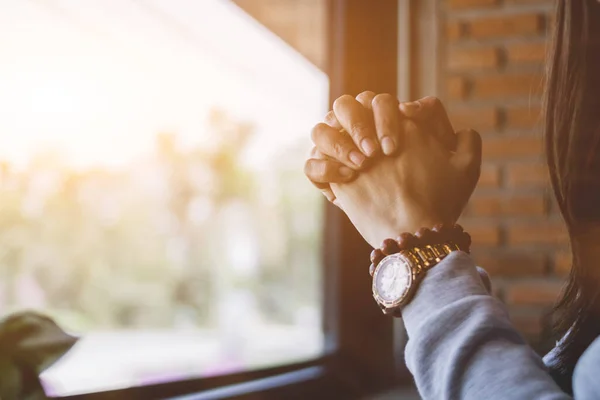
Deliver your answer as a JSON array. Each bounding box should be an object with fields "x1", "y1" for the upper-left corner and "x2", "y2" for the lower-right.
[{"x1": 52, "y1": 1, "x2": 401, "y2": 398}]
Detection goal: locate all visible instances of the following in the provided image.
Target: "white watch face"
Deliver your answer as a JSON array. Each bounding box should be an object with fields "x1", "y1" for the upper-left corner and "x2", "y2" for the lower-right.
[{"x1": 373, "y1": 253, "x2": 412, "y2": 304}]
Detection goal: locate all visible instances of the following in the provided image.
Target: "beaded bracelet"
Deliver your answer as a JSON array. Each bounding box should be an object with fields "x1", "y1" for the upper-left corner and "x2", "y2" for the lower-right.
[{"x1": 369, "y1": 223, "x2": 471, "y2": 276}]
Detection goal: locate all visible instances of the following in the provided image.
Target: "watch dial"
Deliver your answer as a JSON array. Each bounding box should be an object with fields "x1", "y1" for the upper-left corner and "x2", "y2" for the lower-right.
[{"x1": 374, "y1": 255, "x2": 412, "y2": 303}]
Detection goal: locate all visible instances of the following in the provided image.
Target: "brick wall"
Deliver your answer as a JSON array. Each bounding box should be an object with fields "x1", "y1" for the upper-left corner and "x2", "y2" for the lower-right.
[
  {"x1": 441, "y1": 0, "x2": 566, "y2": 349},
  {"x1": 234, "y1": 0, "x2": 564, "y2": 349}
]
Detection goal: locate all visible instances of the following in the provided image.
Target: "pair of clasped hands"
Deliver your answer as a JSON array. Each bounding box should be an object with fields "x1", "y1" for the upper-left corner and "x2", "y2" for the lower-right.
[{"x1": 304, "y1": 92, "x2": 482, "y2": 248}]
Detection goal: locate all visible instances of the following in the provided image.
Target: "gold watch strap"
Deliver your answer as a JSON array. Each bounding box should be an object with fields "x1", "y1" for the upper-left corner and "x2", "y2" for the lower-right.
[{"x1": 401, "y1": 242, "x2": 461, "y2": 274}]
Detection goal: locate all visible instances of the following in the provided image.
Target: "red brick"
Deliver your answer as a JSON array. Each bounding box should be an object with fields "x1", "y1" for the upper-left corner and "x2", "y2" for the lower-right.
[
  {"x1": 448, "y1": 0, "x2": 500, "y2": 9},
  {"x1": 450, "y1": 107, "x2": 499, "y2": 132},
  {"x1": 554, "y1": 251, "x2": 572, "y2": 276},
  {"x1": 447, "y1": 21, "x2": 463, "y2": 41},
  {"x1": 469, "y1": 195, "x2": 545, "y2": 217},
  {"x1": 474, "y1": 251, "x2": 546, "y2": 277},
  {"x1": 506, "y1": 42, "x2": 547, "y2": 65},
  {"x1": 469, "y1": 197, "x2": 502, "y2": 216},
  {"x1": 506, "y1": 105, "x2": 543, "y2": 130},
  {"x1": 506, "y1": 163, "x2": 548, "y2": 187},
  {"x1": 478, "y1": 164, "x2": 500, "y2": 188},
  {"x1": 447, "y1": 76, "x2": 469, "y2": 99},
  {"x1": 505, "y1": 281, "x2": 563, "y2": 306},
  {"x1": 467, "y1": 14, "x2": 545, "y2": 39},
  {"x1": 505, "y1": 196, "x2": 546, "y2": 216},
  {"x1": 483, "y1": 136, "x2": 543, "y2": 159},
  {"x1": 472, "y1": 73, "x2": 543, "y2": 99},
  {"x1": 507, "y1": 222, "x2": 568, "y2": 245},
  {"x1": 505, "y1": 0, "x2": 554, "y2": 3},
  {"x1": 465, "y1": 224, "x2": 501, "y2": 246},
  {"x1": 448, "y1": 47, "x2": 501, "y2": 70}
]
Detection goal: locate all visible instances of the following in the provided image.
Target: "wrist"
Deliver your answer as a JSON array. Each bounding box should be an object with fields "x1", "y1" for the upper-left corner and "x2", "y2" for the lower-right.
[
  {"x1": 368, "y1": 218, "x2": 450, "y2": 248},
  {"x1": 369, "y1": 224, "x2": 472, "y2": 316},
  {"x1": 395, "y1": 199, "x2": 455, "y2": 237}
]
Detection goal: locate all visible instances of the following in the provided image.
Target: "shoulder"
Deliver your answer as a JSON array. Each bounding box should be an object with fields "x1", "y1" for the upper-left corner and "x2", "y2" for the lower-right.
[{"x1": 573, "y1": 335, "x2": 600, "y2": 398}]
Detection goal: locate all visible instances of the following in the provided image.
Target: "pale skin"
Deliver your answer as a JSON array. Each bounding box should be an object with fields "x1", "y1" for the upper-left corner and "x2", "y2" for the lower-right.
[{"x1": 304, "y1": 92, "x2": 482, "y2": 248}]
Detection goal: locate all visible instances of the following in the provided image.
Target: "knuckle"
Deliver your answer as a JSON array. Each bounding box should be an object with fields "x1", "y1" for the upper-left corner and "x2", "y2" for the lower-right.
[
  {"x1": 331, "y1": 141, "x2": 346, "y2": 158},
  {"x1": 349, "y1": 122, "x2": 368, "y2": 137},
  {"x1": 357, "y1": 90, "x2": 376, "y2": 99},
  {"x1": 303, "y1": 159, "x2": 314, "y2": 177},
  {"x1": 468, "y1": 128, "x2": 481, "y2": 138},
  {"x1": 324, "y1": 110, "x2": 337, "y2": 125},
  {"x1": 426, "y1": 96, "x2": 442, "y2": 108},
  {"x1": 466, "y1": 128, "x2": 483, "y2": 144},
  {"x1": 304, "y1": 159, "x2": 323, "y2": 179},
  {"x1": 310, "y1": 122, "x2": 328, "y2": 143},
  {"x1": 419, "y1": 96, "x2": 443, "y2": 114},
  {"x1": 333, "y1": 94, "x2": 354, "y2": 109},
  {"x1": 356, "y1": 91, "x2": 376, "y2": 103},
  {"x1": 372, "y1": 93, "x2": 396, "y2": 107}
]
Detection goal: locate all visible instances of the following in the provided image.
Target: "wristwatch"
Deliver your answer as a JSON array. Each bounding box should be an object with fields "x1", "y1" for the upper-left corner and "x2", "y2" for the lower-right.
[{"x1": 372, "y1": 242, "x2": 460, "y2": 315}]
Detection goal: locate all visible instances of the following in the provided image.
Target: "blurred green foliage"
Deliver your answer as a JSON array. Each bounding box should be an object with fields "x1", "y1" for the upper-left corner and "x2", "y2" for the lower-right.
[{"x1": 0, "y1": 109, "x2": 323, "y2": 332}]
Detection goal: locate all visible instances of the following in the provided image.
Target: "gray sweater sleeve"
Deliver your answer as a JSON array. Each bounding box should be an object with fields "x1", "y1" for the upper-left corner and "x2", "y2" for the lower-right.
[
  {"x1": 574, "y1": 336, "x2": 600, "y2": 399},
  {"x1": 402, "y1": 251, "x2": 570, "y2": 400}
]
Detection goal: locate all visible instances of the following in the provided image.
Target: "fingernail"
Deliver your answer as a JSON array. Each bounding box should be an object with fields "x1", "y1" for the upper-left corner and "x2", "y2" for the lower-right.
[
  {"x1": 349, "y1": 151, "x2": 366, "y2": 167},
  {"x1": 361, "y1": 138, "x2": 377, "y2": 156},
  {"x1": 323, "y1": 191, "x2": 336, "y2": 202},
  {"x1": 339, "y1": 166, "x2": 353, "y2": 178},
  {"x1": 381, "y1": 136, "x2": 396, "y2": 155}
]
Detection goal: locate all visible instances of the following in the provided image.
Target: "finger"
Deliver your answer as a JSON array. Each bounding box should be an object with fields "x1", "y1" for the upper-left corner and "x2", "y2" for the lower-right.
[
  {"x1": 372, "y1": 93, "x2": 400, "y2": 155},
  {"x1": 324, "y1": 189, "x2": 336, "y2": 203},
  {"x1": 324, "y1": 111, "x2": 342, "y2": 130},
  {"x1": 355, "y1": 92, "x2": 377, "y2": 150},
  {"x1": 324, "y1": 92, "x2": 376, "y2": 136},
  {"x1": 304, "y1": 158, "x2": 355, "y2": 195},
  {"x1": 310, "y1": 146, "x2": 325, "y2": 159},
  {"x1": 304, "y1": 157, "x2": 356, "y2": 185},
  {"x1": 400, "y1": 96, "x2": 457, "y2": 151},
  {"x1": 311, "y1": 148, "x2": 336, "y2": 164},
  {"x1": 324, "y1": 92, "x2": 377, "y2": 143},
  {"x1": 451, "y1": 128, "x2": 482, "y2": 183},
  {"x1": 308, "y1": 140, "x2": 356, "y2": 204},
  {"x1": 355, "y1": 91, "x2": 376, "y2": 110},
  {"x1": 311, "y1": 122, "x2": 367, "y2": 169},
  {"x1": 333, "y1": 94, "x2": 378, "y2": 157}
]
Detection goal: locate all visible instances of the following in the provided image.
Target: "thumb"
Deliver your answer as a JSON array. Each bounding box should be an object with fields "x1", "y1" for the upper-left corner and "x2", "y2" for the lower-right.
[{"x1": 451, "y1": 128, "x2": 482, "y2": 184}]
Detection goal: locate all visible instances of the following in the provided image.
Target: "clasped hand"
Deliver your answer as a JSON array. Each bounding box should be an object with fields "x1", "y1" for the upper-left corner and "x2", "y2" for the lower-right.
[{"x1": 304, "y1": 92, "x2": 482, "y2": 248}]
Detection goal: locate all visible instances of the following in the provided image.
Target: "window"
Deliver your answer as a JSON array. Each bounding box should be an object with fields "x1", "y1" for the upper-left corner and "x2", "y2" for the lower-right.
[
  {"x1": 1, "y1": 1, "x2": 402, "y2": 398},
  {"x1": 0, "y1": 0, "x2": 327, "y2": 396}
]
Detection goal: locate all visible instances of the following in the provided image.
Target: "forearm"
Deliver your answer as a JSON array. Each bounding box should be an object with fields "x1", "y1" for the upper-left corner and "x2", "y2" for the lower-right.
[{"x1": 403, "y1": 251, "x2": 569, "y2": 400}]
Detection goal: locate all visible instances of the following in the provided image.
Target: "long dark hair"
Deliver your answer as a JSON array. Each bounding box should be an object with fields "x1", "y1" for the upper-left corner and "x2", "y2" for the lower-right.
[{"x1": 545, "y1": 0, "x2": 600, "y2": 393}]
